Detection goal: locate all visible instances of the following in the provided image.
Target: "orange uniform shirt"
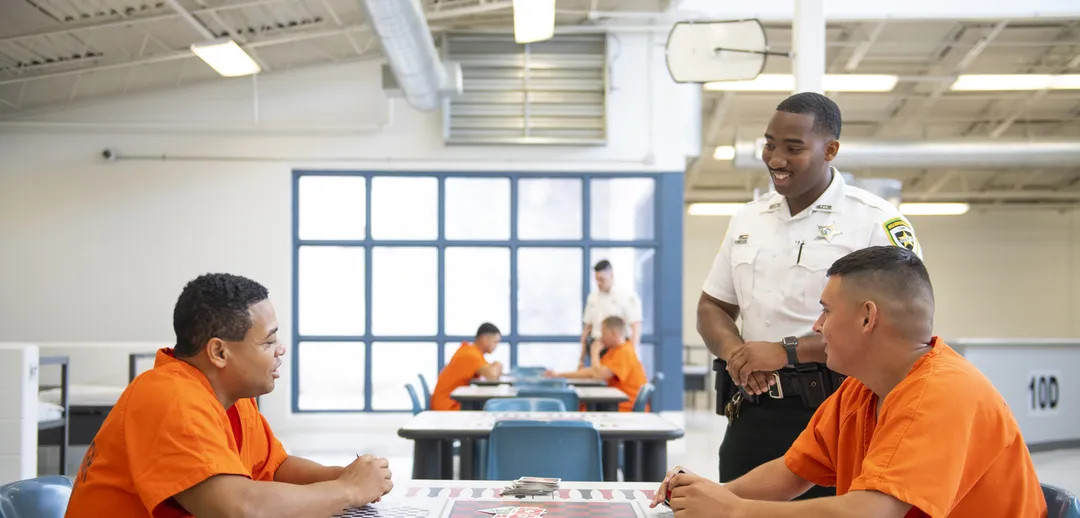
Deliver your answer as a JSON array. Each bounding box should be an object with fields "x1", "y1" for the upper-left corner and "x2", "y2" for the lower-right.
[
  {"x1": 599, "y1": 341, "x2": 648, "y2": 412},
  {"x1": 784, "y1": 338, "x2": 1046, "y2": 518},
  {"x1": 431, "y1": 341, "x2": 488, "y2": 411},
  {"x1": 65, "y1": 349, "x2": 289, "y2": 518}
]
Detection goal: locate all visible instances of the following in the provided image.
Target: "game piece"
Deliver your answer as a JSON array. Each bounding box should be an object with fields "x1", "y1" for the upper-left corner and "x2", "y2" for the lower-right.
[{"x1": 663, "y1": 469, "x2": 685, "y2": 508}]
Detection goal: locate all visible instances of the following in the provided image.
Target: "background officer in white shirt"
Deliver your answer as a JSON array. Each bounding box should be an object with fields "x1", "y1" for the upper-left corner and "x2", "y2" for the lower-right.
[
  {"x1": 579, "y1": 260, "x2": 643, "y2": 368},
  {"x1": 698, "y1": 92, "x2": 922, "y2": 499}
]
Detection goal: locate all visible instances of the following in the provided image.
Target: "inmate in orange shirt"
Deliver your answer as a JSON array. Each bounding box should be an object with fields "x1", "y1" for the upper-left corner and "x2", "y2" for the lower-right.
[
  {"x1": 599, "y1": 341, "x2": 648, "y2": 412},
  {"x1": 431, "y1": 341, "x2": 489, "y2": 411},
  {"x1": 65, "y1": 348, "x2": 289, "y2": 518},
  {"x1": 783, "y1": 337, "x2": 1046, "y2": 518}
]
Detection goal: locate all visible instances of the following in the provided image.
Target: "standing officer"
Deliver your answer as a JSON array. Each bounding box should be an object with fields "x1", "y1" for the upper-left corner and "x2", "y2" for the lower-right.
[
  {"x1": 579, "y1": 259, "x2": 643, "y2": 368},
  {"x1": 697, "y1": 92, "x2": 922, "y2": 498}
]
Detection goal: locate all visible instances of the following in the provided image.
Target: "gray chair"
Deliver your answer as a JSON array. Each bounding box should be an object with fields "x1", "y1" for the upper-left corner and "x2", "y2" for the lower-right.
[
  {"x1": 0, "y1": 475, "x2": 73, "y2": 518},
  {"x1": 1043, "y1": 483, "x2": 1080, "y2": 518}
]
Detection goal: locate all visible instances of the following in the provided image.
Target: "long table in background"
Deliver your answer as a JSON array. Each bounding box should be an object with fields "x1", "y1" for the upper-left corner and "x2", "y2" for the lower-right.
[
  {"x1": 332, "y1": 480, "x2": 672, "y2": 518},
  {"x1": 397, "y1": 411, "x2": 684, "y2": 483},
  {"x1": 471, "y1": 377, "x2": 607, "y2": 387},
  {"x1": 451, "y1": 385, "x2": 629, "y2": 412}
]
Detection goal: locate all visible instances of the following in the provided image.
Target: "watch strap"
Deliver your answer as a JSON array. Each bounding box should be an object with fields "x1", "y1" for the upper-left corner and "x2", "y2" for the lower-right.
[{"x1": 783, "y1": 336, "x2": 799, "y2": 366}]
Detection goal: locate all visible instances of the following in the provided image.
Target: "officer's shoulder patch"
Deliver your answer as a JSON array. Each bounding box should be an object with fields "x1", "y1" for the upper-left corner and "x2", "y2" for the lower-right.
[{"x1": 883, "y1": 217, "x2": 918, "y2": 252}]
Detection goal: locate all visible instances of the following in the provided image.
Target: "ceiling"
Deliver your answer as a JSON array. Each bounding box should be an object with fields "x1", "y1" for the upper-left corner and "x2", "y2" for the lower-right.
[{"x1": 1, "y1": 0, "x2": 1078, "y2": 207}]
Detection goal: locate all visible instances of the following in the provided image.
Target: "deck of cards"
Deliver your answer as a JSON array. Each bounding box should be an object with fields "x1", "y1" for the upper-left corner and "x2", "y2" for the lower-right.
[
  {"x1": 478, "y1": 506, "x2": 546, "y2": 517},
  {"x1": 499, "y1": 476, "x2": 560, "y2": 498}
]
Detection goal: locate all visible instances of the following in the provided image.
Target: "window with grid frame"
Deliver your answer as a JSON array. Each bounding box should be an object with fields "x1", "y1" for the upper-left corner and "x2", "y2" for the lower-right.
[{"x1": 292, "y1": 171, "x2": 661, "y2": 413}]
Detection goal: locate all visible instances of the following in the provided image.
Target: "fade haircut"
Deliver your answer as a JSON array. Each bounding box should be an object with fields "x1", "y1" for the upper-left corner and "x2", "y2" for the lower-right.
[
  {"x1": 476, "y1": 322, "x2": 501, "y2": 339},
  {"x1": 593, "y1": 260, "x2": 612, "y2": 273},
  {"x1": 826, "y1": 246, "x2": 934, "y2": 342},
  {"x1": 776, "y1": 92, "x2": 842, "y2": 140},
  {"x1": 173, "y1": 273, "x2": 270, "y2": 357},
  {"x1": 601, "y1": 316, "x2": 626, "y2": 335}
]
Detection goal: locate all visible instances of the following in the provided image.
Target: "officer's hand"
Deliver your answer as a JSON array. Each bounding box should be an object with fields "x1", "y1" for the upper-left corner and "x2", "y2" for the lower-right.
[
  {"x1": 650, "y1": 466, "x2": 695, "y2": 508},
  {"x1": 741, "y1": 372, "x2": 775, "y2": 395},
  {"x1": 668, "y1": 472, "x2": 743, "y2": 518},
  {"x1": 727, "y1": 341, "x2": 785, "y2": 389}
]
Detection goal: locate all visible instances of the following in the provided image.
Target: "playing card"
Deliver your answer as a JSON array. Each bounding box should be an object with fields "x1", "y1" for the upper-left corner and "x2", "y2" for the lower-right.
[{"x1": 517, "y1": 477, "x2": 560, "y2": 485}]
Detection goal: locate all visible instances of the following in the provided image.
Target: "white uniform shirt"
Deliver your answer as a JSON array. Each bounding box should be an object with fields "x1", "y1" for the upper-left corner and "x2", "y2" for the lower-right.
[
  {"x1": 702, "y1": 170, "x2": 922, "y2": 342},
  {"x1": 583, "y1": 288, "x2": 643, "y2": 339}
]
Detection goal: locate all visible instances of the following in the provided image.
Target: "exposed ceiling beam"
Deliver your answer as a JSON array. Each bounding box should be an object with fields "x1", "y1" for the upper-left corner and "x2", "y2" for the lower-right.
[
  {"x1": 0, "y1": 1, "x2": 505, "y2": 87},
  {"x1": 987, "y1": 21, "x2": 1078, "y2": 138},
  {"x1": 0, "y1": 0, "x2": 296, "y2": 46},
  {"x1": 901, "y1": 20, "x2": 1008, "y2": 133},
  {"x1": 844, "y1": 21, "x2": 886, "y2": 71},
  {"x1": 672, "y1": 0, "x2": 1080, "y2": 20}
]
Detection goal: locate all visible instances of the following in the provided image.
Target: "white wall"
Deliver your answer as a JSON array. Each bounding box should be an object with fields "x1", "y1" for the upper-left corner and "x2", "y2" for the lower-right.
[
  {"x1": 0, "y1": 33, "x2": 697, "y2": 434},
  {"x1": 683, "y1": 209, "x2": 1080, "y2": 349}
]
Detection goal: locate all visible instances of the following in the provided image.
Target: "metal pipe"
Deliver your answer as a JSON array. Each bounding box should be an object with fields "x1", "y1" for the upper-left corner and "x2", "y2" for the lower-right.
[
  {"x1": 732, "y1": 138, "x2": 1080, "y2": 169},
  {"x1": 162, "y1": 0, "x2": 216, "y2": 40}
]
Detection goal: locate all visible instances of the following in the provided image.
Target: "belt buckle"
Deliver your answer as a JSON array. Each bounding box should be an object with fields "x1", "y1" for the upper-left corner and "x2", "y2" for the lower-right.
[{"x1": 767, "y1": 372, "x2": 784, "y2": 399}]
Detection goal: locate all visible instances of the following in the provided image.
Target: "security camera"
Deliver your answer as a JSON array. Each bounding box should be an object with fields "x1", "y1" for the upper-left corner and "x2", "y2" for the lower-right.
[{"x1": 102, "y1": 148, "x2": 118, "y2": 161}]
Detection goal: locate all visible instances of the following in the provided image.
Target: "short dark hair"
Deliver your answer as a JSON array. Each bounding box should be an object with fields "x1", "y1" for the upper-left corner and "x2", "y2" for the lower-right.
[
  {"x1": 476, "y1": 322, "x2": 501, "y2": 339},
  {"x1": 601, "y1": 316, "x2": 626, "y2": 334},
  {"x1": 173, "y1": 273, "x2": 270, "y2": 357},
  {"x1": 593, "y1": 260, "x2": 612, "y2": 272},
  {"x1": 827, "y1": 246, "x2": 934, "y2": 340},
  {"x1": 776, "y1": 92, "x2": 842, "y2": 140}
]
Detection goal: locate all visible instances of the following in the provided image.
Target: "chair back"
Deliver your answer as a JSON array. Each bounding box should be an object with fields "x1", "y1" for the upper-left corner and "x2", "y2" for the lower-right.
[
  {"x1": 1043, "y1": 483, "x2": 1080, "y2": 518},
  {"x1": 484, "y1": 397, "x2": 567, "y2": 412},
  {"x1": 404, "y1": 384, "x2": 423, "y2": 415},
  {"x1": 0, "y1": 476, "x2": 73, "y2": 518},
  {"x1": 632, "y1": 382, "x2": 655, "y2": 412},
  {"x1": 485, "y1": 420, "x2": 602, "y2": 481},
  {"x1": 416, "y1": 374, "x2": 432, "y2": 410},
  {"x1": 514, "y1": 366, "x2": 547, "y2": 377},
  {"x1": 651, "y1": 371, "x2": 665, "y2": 386},
  {"x1": 517, "y1": 378, "x2": 568, "y2": 389},
  {"x1": 516, "y1": 387, "x2": 578, "y2": 411}
]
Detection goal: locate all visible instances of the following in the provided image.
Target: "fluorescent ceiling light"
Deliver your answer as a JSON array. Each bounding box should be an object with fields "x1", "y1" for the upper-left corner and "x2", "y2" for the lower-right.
[
  {"x1": 950, "y1": 74, "x2": 1080, "y2": 91},
  {"x1": 190, "y1": 39, "x2": 261, "y2": 77},
  {"x1": 687, "y1": 202, "x2": 746, "y2": 216},
  {"x1": 513, "y1": 0, "x2": 555, "y2": 44},
  {"x1": 899, "y1": 202, "x2": 970, "y2": 216},
  {"x1": 704, "y1": 74, "x2": 898, "y2": 92},
  {"x1": 713, "y1": 145, "x2": 735, "y2": 160}
]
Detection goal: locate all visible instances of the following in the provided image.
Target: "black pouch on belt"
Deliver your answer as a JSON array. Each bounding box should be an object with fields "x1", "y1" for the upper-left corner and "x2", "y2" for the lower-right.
[
  {"x1": 712, "y1": 358, "x2": 739, "y2": 415},
  {"x1": 794, "y1": 364, "x2": 830, "y2": 409}
]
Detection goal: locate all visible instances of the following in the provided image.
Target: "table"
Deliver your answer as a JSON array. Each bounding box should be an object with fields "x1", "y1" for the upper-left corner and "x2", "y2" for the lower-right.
[
  {"x1": 397, "y1": 411, "x2": 684, "y2": 483},
  {"x1": 472, "y1": 377, "x2": 607, "y2": 387},
  {"x1": 451, "y1": 385, "x2": 629, "y2": 412},
  {"x1": 333, "y1": 480, "x2": 673, "y2": 518},
  {"x1": 682, "y1": 365, "x2": 711, "y2": 410}
]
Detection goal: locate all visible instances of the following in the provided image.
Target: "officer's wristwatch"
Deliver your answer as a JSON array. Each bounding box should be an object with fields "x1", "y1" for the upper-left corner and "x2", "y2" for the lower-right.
[{"x1": 782, "y1": 336, "x2": 799, "y2": 366}]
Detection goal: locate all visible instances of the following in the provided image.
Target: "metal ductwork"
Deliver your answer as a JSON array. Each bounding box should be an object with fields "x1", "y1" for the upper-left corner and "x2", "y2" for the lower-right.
[
  {"x1": 358, "y1": 0, "x2": 462, "y2": 111},
  {"x1": 732, "y1": 138, "x2": 1080, "y2": 170}
]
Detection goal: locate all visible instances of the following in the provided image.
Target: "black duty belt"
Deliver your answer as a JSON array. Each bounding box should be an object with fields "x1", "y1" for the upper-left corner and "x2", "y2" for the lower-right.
[{"x1": 713, "y1": 359, "x2": 846, "y2": 415}]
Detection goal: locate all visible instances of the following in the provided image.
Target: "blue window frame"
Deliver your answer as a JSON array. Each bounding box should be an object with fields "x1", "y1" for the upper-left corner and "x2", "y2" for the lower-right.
[{"x1": 291, "y1": 171, "x2": 684, "y2": 413}]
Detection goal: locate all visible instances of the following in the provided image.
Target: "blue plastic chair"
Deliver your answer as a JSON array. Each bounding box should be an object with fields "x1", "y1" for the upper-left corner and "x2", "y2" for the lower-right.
[
  {"x1": 514, "y1": 366, "x2": 547, "y2": 377},
  {"x1": 404, "y1": 384, "x2": 423, "y2": 415},
  {"x1": 517, "y1": 378, "x2": 568, "y2": 389},
  {"x1": 1044, "y1": 483, "x2": 1080, "y2": 518},
  {"x1": 485, "y1": 420, "x2": 602, "y2": 481},
  {"x1": 484, "y1": 397, "x2": 567, "y2": 412},
  {"x1": 632, "y1": 383, "x2": 655, "y2": 412},
  {"x1": 516, "y1": 387, "x2": 579, "y2": 411},
  {"x1": 416, "y1": 374, "x2": 432, "y2": 410},
  {"x1": 0, "y1": 475, "x2": 73, "y2": 518}
]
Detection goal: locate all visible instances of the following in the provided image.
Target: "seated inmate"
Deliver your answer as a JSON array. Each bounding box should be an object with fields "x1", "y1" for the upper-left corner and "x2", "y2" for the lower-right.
[
  {"x1": 548, "y1": 316, "x2": 648, "y2": 412},
  {"x1": 430, "y1": 323, "x2": 504, "y2": 411},
  {"x1": 65, "y1": 273, "x2": 393, "y2": 518},
  {"x1": 653, "y1": 246, "x2": 1046, "y2": 518}
]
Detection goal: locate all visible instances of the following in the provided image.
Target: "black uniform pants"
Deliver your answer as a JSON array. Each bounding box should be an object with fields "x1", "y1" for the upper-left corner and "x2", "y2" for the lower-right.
[{"x1": 718, "y1": 394, "x2": 836, "y2": 500}]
